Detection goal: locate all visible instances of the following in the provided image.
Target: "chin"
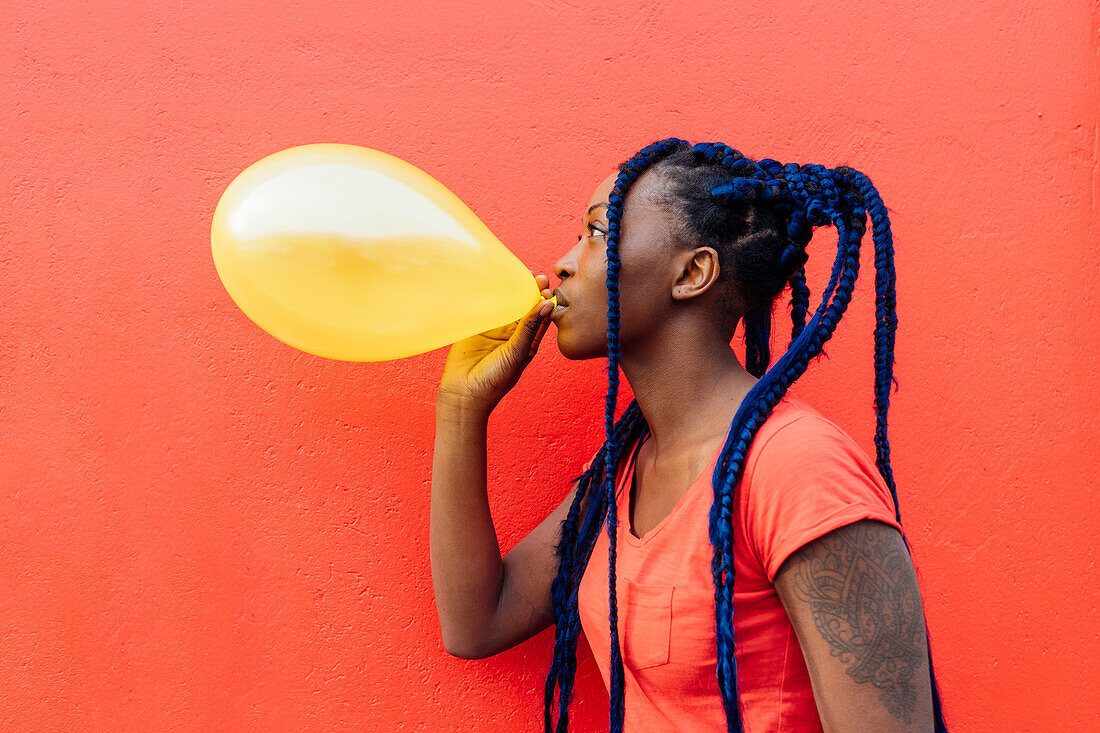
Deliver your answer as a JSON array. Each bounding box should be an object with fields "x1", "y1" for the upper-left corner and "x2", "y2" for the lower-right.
[{"x1": 554, "y1": 330, "x2": 608, "y2": 361}]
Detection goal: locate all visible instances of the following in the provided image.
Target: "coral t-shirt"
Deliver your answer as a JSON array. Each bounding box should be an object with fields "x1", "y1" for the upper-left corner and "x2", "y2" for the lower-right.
[{"x1": 576, "y1": 394, "x2": 904, "y2": 732}]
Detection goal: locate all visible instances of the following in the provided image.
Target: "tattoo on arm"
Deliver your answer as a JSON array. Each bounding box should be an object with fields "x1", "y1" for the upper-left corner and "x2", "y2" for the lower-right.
[{"x1": 787, "y1": 521, "x2": 927, "y2": 726}]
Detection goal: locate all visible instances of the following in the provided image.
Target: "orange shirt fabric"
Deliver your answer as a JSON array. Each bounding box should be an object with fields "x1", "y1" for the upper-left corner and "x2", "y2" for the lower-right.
[{"x1": 576, "y1": 394, "x2": 905, "y2": 732}]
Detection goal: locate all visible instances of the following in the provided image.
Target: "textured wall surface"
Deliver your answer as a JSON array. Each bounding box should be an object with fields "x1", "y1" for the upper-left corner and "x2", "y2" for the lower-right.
[{"x1": 2, "y1": 0, "x2": 1097, "y2": 730}]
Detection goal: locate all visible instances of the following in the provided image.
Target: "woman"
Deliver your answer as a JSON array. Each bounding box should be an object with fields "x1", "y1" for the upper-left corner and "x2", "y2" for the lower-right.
[{"x1": 431, "y1": 138, "x2": 949, "y2": 732}]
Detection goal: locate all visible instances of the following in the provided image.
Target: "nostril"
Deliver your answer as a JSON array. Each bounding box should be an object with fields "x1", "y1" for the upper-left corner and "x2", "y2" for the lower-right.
[{"x1": 554, "y1": 262, "x2": 575, "y2": 280}]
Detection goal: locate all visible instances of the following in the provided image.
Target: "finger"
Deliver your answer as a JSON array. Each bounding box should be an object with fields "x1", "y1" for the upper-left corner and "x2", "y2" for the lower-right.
[
  {"x1": 535, "y1": 274, "x2": 549, "y2": 289},
  {"x1": 480, "y1": 322, "x2": 518, "y2": 340},
  {"x1": 513, "y1": 300, "x2": 552, "y2": 354},
  {"x1": 510, "y1": 299, "x2": 546, "y2": 328},
  {"x1": 527, "y1": 309, "x2": 553, "y2": 359},
  {"x1": 527, "y1": 298, "x2": 548, "y2": 318}
]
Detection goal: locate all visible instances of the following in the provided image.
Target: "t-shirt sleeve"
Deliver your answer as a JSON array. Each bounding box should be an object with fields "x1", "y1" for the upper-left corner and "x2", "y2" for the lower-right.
[{"x1": 743, "y1": 414, "x2": 904, "y2": 584}]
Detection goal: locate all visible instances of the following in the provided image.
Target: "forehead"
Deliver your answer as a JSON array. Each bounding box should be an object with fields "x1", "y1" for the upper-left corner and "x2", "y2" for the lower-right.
[
  {"x1": 586, "y1": 171, "x2": 618, "y2": 211},
  {"x1": 584, "y1": 168, "x2": 677, "y2": 257},
  {"x1": 585, "y1": 168, "x2": 668, "y2": 215}
]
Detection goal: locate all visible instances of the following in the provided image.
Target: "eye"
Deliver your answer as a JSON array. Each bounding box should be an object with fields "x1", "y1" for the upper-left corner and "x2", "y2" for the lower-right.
[{"x1": 578, "y1": 224, "x2": 607, "y2": 242}]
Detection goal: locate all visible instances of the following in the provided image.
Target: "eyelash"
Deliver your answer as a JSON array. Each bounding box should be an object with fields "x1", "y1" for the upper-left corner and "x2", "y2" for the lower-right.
[{"x1": 577, "y1": 224, "x2": 607, "y2": 241}]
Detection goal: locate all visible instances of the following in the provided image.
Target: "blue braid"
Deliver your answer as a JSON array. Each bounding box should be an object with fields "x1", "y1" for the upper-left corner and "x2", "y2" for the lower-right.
[
  {"x1": 783, "y1": 162, "x2": 813, "y2": 340},
  {"x1": 544, "y1": 401, "x2": 648, "y2": 733},
  {"x1": 840, "y1": 169, "x2": 902, "y2": 518},
  {"x1": 709, "y1": 148, "x2": 774, "y2": 378},
  {"x1": 602, "y1": 138, "x2": 688, "y2": 732},
  {"x1": 742, "y1": 307, "x2": 772, "y2": 378},
  {"x1": 839, "y1": 168, "x2": 950, "y2": 732},
  {"x1": 543, "y1": 138, "x2": 688, "y2": 733},
  {"x1": 542, "y1": 139, "x2": 950, "y2": 733},
  {"x1": 788, "y1": 267, "x2": 811, "y2": 340},
  {"x1": 705, "y1": 158, "x2": 860, "y2": 730}
]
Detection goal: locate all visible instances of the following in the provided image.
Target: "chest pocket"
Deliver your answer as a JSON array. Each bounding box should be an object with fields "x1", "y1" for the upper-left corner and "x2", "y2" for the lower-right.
[{"x1": 621, "y1": 579, "x2": 675, "y2": 670}]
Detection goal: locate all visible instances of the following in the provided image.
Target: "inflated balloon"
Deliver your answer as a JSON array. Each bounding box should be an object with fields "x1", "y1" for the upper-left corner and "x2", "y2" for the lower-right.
[{"x1": 211, "y1": 143, "x2": 544, "y2": 361}]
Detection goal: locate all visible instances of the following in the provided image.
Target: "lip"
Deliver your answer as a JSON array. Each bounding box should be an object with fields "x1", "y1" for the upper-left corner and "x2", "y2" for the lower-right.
[{"x1": 550, "y1": 289, "x2": 569, "y2": 320}]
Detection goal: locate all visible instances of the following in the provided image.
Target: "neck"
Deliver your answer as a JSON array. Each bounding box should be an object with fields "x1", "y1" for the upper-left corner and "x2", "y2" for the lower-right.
[{"x1": 619, "y1": 328, "x2": 759, "y2": 457}]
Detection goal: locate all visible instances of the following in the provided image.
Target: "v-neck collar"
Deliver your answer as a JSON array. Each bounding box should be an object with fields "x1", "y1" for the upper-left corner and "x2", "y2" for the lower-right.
[{"x1": 620, "y1": 430, "x2": 723, "y2": 547}]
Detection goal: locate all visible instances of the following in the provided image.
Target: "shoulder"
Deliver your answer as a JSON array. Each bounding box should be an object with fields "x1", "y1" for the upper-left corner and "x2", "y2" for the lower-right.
[
  {"x1": 740, "y1": 394, "x2": 903, "y2": 583},
  {"x1": 743, "y1": 393, "x2": 891, "y2": 495},
  {"x1": 746, "y1": 394, "x2": 871, "y2": 474}
]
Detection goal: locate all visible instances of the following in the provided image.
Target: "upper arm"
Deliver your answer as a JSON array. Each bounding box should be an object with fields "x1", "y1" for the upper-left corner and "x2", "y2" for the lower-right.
[
  {"x1": 773, "y1": 519, "x2": 935, "y2": 733},
  {"x1": 466, "y1": 483, "x2": 583, "y2": 658}
]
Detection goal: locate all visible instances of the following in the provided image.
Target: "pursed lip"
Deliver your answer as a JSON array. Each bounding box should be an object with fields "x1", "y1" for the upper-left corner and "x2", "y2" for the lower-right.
[{"x1": 550, "y1": 289, "x2": 569, "y2": 321}]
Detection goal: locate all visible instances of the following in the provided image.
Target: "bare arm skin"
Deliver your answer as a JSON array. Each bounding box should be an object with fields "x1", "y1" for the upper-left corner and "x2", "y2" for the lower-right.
[
  {"x1": 774, "y1": 519, "x2": 935, "y2": 733},
  {"x1": 430, "y1": 397, "x2": 581, "y2": 659},
  {"x1": 430, "y1": 272, "x2": 585, "y2": 659}
]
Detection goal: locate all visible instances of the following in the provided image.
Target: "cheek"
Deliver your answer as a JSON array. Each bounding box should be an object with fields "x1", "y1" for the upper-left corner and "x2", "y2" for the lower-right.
[
  {"x1": 554, "y1": 308, "x2": 609, "y2": 360},
  {"x1": 615, "y1": 264, "x2": 667, "y2": 338},
  {"x1": 618, "y1": 285, "x2": 648, "y2": 323},
  {"x1": 579, "y1": 241, "x2": 608, "y2": 272}
]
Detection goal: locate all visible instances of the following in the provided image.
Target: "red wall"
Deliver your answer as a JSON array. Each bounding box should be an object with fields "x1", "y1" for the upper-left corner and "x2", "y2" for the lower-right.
[{"x1": 2, "y1": 1, "x2": 1097, "y2": 730}]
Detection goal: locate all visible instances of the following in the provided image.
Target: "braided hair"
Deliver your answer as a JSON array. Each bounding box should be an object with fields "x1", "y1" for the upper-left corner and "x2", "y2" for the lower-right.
[{"x1": 542, "y1": 138, "x2": 949, "y2": 732}]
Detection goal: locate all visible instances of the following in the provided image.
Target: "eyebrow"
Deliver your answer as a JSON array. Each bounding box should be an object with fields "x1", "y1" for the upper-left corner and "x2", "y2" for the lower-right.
[{"x1": 583, "y1": 203, "x2": 608, "y2": 222}]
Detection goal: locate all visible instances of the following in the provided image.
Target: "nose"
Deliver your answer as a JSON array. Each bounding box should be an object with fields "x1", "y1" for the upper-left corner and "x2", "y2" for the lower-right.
[
  {"x1": 554, "y1": 235, "x2": 583, "y2": 282},
  {"x1": 554, "y1": 252, "x2": 576, "y2": 283}
]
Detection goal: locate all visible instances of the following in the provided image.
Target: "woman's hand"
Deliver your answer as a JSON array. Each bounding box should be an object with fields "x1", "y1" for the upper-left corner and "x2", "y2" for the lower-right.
[{"x1": 437, "y1": 272, "x2": 555, "y2": 412}]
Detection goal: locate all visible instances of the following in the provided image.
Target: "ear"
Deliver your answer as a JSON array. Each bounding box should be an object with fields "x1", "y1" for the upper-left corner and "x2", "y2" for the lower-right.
[{"x1": 670, "y1": 247, "x2": 721, "y2": 301}]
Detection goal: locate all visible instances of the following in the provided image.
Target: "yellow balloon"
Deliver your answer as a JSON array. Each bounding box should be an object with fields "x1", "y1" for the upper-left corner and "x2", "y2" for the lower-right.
[{"x1": 211, "y1": 143, "x2": 543, "y2": 361}]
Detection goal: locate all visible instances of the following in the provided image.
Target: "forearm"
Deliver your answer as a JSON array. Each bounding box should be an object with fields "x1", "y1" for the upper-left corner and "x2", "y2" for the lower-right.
[{"x1": 429, "y1": 396, "x2": 505, "y2": 656}]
